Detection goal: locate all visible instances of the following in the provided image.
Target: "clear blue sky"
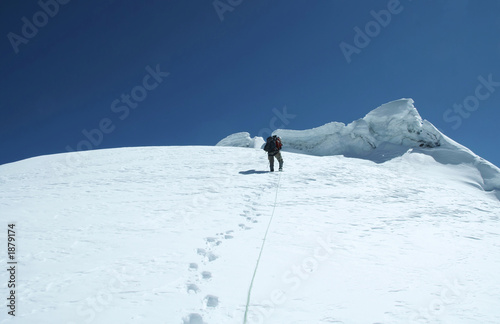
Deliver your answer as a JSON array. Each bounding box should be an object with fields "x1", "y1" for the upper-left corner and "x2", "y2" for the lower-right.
[{"x1": 1, "y1": 0, "x2": 499, "y2": 166}]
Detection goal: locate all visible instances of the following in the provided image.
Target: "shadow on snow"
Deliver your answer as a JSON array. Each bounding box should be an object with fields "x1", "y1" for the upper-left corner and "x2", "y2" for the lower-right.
[{"x1": 239, "y1": 170, "x2": 269, "y2": 175}]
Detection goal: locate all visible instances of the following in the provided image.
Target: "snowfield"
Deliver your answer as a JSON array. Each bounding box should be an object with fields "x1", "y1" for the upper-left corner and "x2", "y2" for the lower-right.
[{"x1": 1, "y1": 99, "x2": 500, "y2": 324}]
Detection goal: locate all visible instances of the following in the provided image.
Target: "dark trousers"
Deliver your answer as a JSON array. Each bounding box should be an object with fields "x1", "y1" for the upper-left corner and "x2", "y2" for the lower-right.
[{"x1": 268, "y1": 152, "x2": 283, "y2": 171}]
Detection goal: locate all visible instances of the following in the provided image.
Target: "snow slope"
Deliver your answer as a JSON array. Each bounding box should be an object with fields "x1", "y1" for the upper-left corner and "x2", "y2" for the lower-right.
[
  {"x1": 1, "y1": 144, "x2": 500, "y2": 324},
  {"x1": 218, "y1": 99, "x2": 500, "y2": 197}
]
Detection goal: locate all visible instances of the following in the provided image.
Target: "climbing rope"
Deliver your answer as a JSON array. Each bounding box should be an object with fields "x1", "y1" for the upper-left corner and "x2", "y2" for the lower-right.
[{"x1": 243, "y1": 172, "x2": 282, "y2": 324}]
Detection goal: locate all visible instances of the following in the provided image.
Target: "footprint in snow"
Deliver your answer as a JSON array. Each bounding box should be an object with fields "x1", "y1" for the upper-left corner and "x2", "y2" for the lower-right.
[
  {"x1": 186, "y1": 283, "x2": 200, "y2": 294},
  {"x1": 206, "y1": 253, "x2": 217, "y2": 262},
  {"x1": 183, "y1": 313, "x2": 206, "y2": 324},
  {"x1": 196, "y1": 248, "x2": 218, "y2": 262},
  {"x1": 204, "y1": 295, "x2": 219, "y2": 308},
  {"x1": 201, "y1": 271, "x2": 212, "y2": 280},
  {"x1": 205, "y1": 237, "x2": 222, "y2": 246},
  {"x1": 219, "y1": 230, "x2": 234, "y2": 239},
  {"x1": 239, "y1": 223, "x2": 251, "y2": 230},
  {"x1": 246, "y1": 216, "x2": 258, "y2": 223}
]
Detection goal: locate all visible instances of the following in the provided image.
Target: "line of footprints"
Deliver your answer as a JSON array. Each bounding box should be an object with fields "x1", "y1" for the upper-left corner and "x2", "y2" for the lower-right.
[{"x1": 183, "y1": 192, "x2": 265, "y2": 324}]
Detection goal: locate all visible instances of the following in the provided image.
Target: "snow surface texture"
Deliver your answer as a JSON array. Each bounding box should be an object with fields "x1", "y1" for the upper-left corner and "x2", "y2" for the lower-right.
[
  {"x1": 218, "y1": 99, "x2": 500, "y2": 197},
  {"x1": 1, "y1": 145, "x2": 500, "y2": 324}
]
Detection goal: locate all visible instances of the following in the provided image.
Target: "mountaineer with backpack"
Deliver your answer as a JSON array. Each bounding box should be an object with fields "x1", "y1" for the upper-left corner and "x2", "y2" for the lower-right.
[{"x1": 263, "y1": 135, "x2": 284, "y2": 172}]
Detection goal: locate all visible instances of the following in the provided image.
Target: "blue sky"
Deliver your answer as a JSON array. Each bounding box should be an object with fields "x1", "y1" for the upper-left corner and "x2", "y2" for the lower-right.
[{"x1": 1, "y1": 0, "x2": 499, "y2": 166}]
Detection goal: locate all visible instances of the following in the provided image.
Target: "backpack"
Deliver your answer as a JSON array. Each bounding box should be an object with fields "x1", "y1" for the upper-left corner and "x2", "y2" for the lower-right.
[
  {"x1": 264, "y1": 135, "x2": 282, "y2": 152},
  {"x1": 275, "y1": 136, "x2": 282, "y2": 150}
]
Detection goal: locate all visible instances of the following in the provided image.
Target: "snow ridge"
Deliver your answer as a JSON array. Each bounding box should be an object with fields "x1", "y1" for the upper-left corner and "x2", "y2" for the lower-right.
[
  {"x1": 216, "y1": 132, "x2": 264, "y2": 149},
  {"x1": 217, "y1": 98, "x2": 500, "y2": 197}
]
